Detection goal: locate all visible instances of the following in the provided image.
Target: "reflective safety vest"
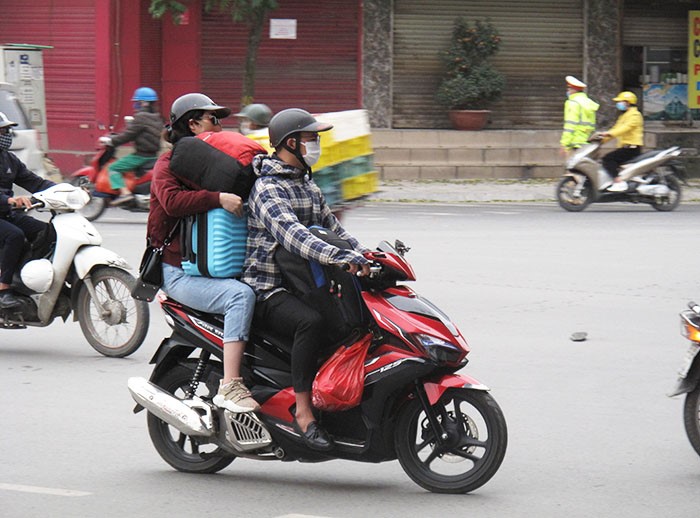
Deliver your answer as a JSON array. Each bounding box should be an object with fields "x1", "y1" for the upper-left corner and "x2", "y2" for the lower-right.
[{"x1": 560, "y1": 92, "x2": 599, "y2": 149}]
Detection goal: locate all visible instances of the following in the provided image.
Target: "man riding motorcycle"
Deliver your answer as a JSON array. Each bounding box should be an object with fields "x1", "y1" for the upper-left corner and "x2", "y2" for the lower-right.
[{"x1": 0, "y1": 112, "x2": 56, "y2": 309}]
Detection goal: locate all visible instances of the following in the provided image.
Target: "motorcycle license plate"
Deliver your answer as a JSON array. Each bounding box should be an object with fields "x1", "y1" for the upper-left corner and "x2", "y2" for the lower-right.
[{"x1": 678, "y1": 343, "x2": 700, "y2": 379}]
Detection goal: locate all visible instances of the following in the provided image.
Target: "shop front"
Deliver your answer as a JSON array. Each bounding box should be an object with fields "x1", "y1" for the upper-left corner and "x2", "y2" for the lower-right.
[{"x1": 622, "y1": 0, "x2": 699, "y2": 123}]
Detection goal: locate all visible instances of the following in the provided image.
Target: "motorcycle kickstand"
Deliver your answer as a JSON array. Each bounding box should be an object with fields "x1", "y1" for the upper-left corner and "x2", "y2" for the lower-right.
[{"x1": 414, "y1": 381, "x2": 449, "y2": 446}]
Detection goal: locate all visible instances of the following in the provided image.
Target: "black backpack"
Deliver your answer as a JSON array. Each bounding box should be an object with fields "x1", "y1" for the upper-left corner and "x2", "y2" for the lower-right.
[{"x1": 274, "y1": 226, "x2": 367, "y2": 344}]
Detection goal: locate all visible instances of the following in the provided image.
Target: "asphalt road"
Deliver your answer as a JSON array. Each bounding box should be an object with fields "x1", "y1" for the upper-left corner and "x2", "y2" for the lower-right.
[{"x1": 2, "y1": 201, "x2": 700, "y2": 518}]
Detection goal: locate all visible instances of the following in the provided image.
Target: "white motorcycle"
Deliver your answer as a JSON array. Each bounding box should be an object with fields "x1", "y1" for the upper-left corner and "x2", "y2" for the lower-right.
[
  {"x1": 556, "y1": 136, "x2": 684, "y2": 212},
  {"x1": 2, "y1": 183, "x2": 149, "y2": 357}
]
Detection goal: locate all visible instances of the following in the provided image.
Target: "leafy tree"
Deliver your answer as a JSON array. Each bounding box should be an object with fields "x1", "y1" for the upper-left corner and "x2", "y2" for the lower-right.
[{"x1": 149, "y1": 0, "x2": 278, "y2": 107}]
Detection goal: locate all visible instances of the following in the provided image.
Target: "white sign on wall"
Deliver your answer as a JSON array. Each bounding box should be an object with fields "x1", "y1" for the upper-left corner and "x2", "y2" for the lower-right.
[{"x1": 270, "y1": 19, "x2": 297, "y2": 40}]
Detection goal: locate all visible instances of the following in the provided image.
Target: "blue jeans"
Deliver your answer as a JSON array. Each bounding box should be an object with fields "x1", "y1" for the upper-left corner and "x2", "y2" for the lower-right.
[{"x1": 162, "y1": 263, "x2": 255, "y2": 342}]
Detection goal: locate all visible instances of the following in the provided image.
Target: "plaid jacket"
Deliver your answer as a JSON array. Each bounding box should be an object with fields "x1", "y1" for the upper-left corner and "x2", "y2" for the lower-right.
[{"x1": 242, "y1": 154, "x2": 369, "y2": 300}]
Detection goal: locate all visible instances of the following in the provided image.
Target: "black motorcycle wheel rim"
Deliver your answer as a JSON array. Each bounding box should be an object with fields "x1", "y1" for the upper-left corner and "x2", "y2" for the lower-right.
[
  {"x1": 147, "y1": 363, "x2": 236, "y2": 474},
  {"x1": 395, "y1": 388, "x2": 507, "y2": 494}
]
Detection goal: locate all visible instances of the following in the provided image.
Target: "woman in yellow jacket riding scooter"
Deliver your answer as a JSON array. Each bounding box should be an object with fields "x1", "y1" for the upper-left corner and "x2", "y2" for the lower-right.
[{"x1": 600, "y1": 91, "x2": 644, "y2": 192}]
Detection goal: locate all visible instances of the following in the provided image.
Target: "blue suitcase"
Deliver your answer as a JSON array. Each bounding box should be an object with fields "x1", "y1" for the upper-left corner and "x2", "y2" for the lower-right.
[{"x1": 181, "y1": 208, "x2": 248, "y2": 278}]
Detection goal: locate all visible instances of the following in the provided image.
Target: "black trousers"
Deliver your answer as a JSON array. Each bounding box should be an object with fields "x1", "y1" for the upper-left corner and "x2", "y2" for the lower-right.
[
  {"x1": 602, "y1": 147, "x2": 641, "y2": 177},
  {"x1": 256, "y1": 290, "x2": 325, "y2": 393},
  {"x1": 0, "y1": 213, "x2": 49, "y2": 284}
]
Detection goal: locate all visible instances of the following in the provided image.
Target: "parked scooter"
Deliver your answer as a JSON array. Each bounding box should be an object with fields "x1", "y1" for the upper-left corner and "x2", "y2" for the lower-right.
[
  {"x1": 2, "y1": 183, "x2": 149, "y2": 357},
  {"x1": 70, "y1": 144, "x2": 153, "y2": 221},
  {"x1": 128, "y1": 240, "x2": 508, "y2": 494},
  {"x1": 556, "y1": 135, "x2": 684, "y2": 212},
  {"x1": 669, "y1": 301, "x2": 700, "y2": 457}
]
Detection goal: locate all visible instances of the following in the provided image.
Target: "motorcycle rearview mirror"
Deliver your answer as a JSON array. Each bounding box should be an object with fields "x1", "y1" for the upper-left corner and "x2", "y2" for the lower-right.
[{"x1": 394, "y1": 240, "x2": 411, "y2": 256}]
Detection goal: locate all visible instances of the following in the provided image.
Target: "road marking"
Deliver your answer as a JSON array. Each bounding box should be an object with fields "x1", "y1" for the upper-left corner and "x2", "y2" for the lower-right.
[{"x1": 0, "y1": 483, "x2": 91, "y2": 497}]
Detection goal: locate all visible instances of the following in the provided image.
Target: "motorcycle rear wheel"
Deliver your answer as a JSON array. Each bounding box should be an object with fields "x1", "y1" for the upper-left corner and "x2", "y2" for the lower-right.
[
  {"x1": 683, "y1": 385, "x2": 700, "y2": 457},
  {"x1": 395, "y1": 388, "x2": 507, "y2": 494},
  {"x1": 556, "y1": 176, "x2": 593, "y2": 212},
  {"x1": 148, "y1": 363, "x2": 237, "y2": 473},
  {"x1": 651, "y1": 174, "x2": 681, "y2": 212},
  {"x1": 76, "y1": 266, "x2": 149, "y2": 357}
]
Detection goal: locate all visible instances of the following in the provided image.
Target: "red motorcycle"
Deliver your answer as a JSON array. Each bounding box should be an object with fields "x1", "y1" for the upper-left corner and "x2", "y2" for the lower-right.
[
  {"x1": 70, "y1": 145, "x2": 153, "y2": 221},
  {"x1": 127, "y1": 240, "x2": 507, "y2": 494}
]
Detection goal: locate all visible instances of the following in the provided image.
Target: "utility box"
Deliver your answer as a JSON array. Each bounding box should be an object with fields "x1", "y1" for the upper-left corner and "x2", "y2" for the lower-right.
[{"x1": 0, "y1": 44, "x2": 49, "y2": 150}]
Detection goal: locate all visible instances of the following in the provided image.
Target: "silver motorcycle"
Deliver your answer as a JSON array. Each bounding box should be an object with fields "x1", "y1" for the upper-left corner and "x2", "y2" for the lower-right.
[{"x1": 556, "y1": 135, "x2": 684, "y2": 212}]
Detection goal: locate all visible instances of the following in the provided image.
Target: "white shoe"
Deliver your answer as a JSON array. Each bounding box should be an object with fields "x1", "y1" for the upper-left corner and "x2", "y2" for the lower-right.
[
  {"x1": 213, "y1": 378, "x2": 260, "y2": 413},
  {"x1": 607, "y1": 181, "x2": 628, "y2": 192}
]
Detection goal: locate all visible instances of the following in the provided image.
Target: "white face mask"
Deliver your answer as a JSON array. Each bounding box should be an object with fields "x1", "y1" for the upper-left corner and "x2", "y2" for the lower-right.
[
  {"x1": 240, "y1": 120, "x2": 252, "y2": 135},
  {"x1": 302, "y1": 140, "x2": 321, "y2": 167}
]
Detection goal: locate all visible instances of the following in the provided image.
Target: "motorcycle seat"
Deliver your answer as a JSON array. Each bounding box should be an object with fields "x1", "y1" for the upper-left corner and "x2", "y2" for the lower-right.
[{"x1": 624, "y1": 149, "x2": 661, "y2": 165}]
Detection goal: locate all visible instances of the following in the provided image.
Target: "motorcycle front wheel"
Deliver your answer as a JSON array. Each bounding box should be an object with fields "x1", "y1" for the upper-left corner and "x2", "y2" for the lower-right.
[
  {"x1": 148, "y1": 362, "x2": 237, "y2": 473},
  {"x1": 76, "y1": 266, "x2": 149, "y2": 357},
  {"x1": 395, "y1": 388, "x2": 507, "y2": 494},
  {"x1": 79, "y1": 195, "x2": 107, "y2": 221},
  {"x1": 556, "y1": 175, "x2": 593, "y2": 212},
  {"x1": 651, "y1": 174, "x2": 681, "y2": 212},
  {"x1": 683, "y1": 385, "x2": 700, "y2": 457}
]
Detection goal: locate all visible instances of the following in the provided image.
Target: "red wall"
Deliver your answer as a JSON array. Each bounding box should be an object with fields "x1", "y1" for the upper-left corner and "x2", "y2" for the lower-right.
[{"x1": 0, "y1": 0, "x2": 362, "y2": 174}]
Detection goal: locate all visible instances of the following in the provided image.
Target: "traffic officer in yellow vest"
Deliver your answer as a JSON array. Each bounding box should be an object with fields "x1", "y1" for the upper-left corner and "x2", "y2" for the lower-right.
[
  {"x1": 560, "y1": 76, "x2": 599, "y2": 156},
  {"x1": 600, "y1": 91, "x2": 644, "y2": 192}
]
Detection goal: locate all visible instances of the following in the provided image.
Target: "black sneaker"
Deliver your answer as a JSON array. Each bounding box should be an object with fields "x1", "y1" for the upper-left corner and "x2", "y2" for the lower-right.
[{"x1": 0, "y1": 290, "x2": 21, "y2": 309}]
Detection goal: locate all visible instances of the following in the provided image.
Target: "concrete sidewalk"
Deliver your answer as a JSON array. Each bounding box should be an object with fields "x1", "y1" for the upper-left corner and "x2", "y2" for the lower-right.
[{"x1": 368, "y1": 179, "x2": 700, "y2": 203}]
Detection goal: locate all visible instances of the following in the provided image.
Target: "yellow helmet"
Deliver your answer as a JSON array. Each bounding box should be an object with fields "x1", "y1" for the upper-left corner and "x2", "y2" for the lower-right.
[{"x1": 613, "y1": 91, "x2": 637, "y2": 105}]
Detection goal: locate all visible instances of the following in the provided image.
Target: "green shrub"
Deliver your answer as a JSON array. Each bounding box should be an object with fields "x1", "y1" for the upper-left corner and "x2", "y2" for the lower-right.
[{"x1": 436, "y1": 18, "x2": 505, "y2": 110}]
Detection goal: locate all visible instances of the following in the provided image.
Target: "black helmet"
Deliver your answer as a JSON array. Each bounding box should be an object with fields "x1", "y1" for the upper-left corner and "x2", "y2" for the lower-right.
[
  {"x1": 169, "y1": 93, "x2": 231, "y2": 125},
  {"x1": 268, "y1": 108, "x2": 333, "y2": 148}
]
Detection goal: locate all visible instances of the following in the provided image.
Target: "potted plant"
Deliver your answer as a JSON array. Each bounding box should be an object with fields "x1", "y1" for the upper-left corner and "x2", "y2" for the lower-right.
[{"x1": 436, "y1": 18, "x2": 505, "y2": 130}]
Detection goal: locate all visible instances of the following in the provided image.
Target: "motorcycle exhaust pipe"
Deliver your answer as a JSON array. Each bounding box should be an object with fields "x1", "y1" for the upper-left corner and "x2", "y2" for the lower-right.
[{"x1": 127, "y1": 377, "x2": 213, "y2": 437}]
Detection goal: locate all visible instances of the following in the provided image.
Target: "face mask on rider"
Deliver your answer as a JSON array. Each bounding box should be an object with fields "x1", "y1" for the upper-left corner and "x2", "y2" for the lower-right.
[
  {"x1": 302, "y1": 139, "x2": 321, "y2": 167},
  {"x1": 616, "y1": 102, "x2": 628, "y2": 111},
  {"x1": 0, "y1": 131, "x2": 13, "y2": 151},
  {"x1": 240, "y1": 120, "x2": 252, "y2": 135}
]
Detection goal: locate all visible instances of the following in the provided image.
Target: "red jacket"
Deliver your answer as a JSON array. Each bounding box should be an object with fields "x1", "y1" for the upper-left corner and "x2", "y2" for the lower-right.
[{"x1": 147, "y1": 151, "x2": 221, "y2": 267}]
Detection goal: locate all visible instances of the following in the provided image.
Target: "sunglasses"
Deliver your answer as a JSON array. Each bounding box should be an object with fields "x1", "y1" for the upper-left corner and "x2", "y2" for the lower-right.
[
  {"x1": 200, "y1": 114, "x2": 221, "y2": 126},
  {"x1": 0, "y1": 127, "x2": 14, "y2": 135}
]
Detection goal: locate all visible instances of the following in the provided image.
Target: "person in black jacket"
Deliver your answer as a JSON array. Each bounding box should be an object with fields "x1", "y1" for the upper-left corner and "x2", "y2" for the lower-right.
[
  {"x1": 0, "y1": 112, "x2": 56, "y2": 309},
  {"x1": 100, "y1": 87, "x2": 163, "y2": 205}
]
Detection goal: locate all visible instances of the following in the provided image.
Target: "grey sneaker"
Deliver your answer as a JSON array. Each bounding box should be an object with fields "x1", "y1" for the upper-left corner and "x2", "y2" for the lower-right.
[
  {"x1": 111, "y1": 193, "x2": 134, "y2": 206},
  {"x1": 213, "y1": 378, "x2": 260, "y2": 413}
]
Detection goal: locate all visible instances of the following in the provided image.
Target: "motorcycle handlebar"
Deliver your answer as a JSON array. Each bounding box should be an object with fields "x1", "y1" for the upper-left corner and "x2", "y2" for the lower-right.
[{"x1": 10, "y1": 198, "x2": 42, "y2": 211}]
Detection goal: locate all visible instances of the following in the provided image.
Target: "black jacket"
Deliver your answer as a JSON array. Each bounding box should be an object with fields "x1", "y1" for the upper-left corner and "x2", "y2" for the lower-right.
[
  {"x1": 110, "y1": 110, "x2": 163, "y2": 156},
  {"x1": 0, "y1": 150, "x2": 55, "y2": 216}
]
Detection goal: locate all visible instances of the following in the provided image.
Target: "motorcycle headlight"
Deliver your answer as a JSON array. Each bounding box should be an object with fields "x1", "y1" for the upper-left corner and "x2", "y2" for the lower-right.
[
  {"x1": 411, "y1": 333, "x2": 465, "y2": 364},
  {"x1": 681, "y1": 313, "x2": 700, "y2": 342}
]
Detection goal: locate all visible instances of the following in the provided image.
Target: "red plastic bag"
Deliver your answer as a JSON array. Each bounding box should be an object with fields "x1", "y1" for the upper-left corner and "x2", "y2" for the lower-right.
[{"x1": 312, "y1": 333, "x2": 372, "y2": 411}]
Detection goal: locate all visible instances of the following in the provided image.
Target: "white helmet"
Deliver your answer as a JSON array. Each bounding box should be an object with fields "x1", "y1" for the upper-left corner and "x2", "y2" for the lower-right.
[{"x1": 20, "y1": 259, "x2": 54, "y2": 293}]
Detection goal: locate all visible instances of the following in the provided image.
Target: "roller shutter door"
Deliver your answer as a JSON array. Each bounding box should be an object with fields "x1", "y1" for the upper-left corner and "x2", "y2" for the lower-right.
[
  {"x1": 393, "y1": 0, "x2": 584, "y2": 128},
  {"x1": 201, "y1": 0, "x2": 360, "y2": 115},
  {"x1": 623, "y1": 1, "x2": 690, "y2": 47},
  {"x1": 0, "y1": 0, "x2": 97, "y2": 138}
]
